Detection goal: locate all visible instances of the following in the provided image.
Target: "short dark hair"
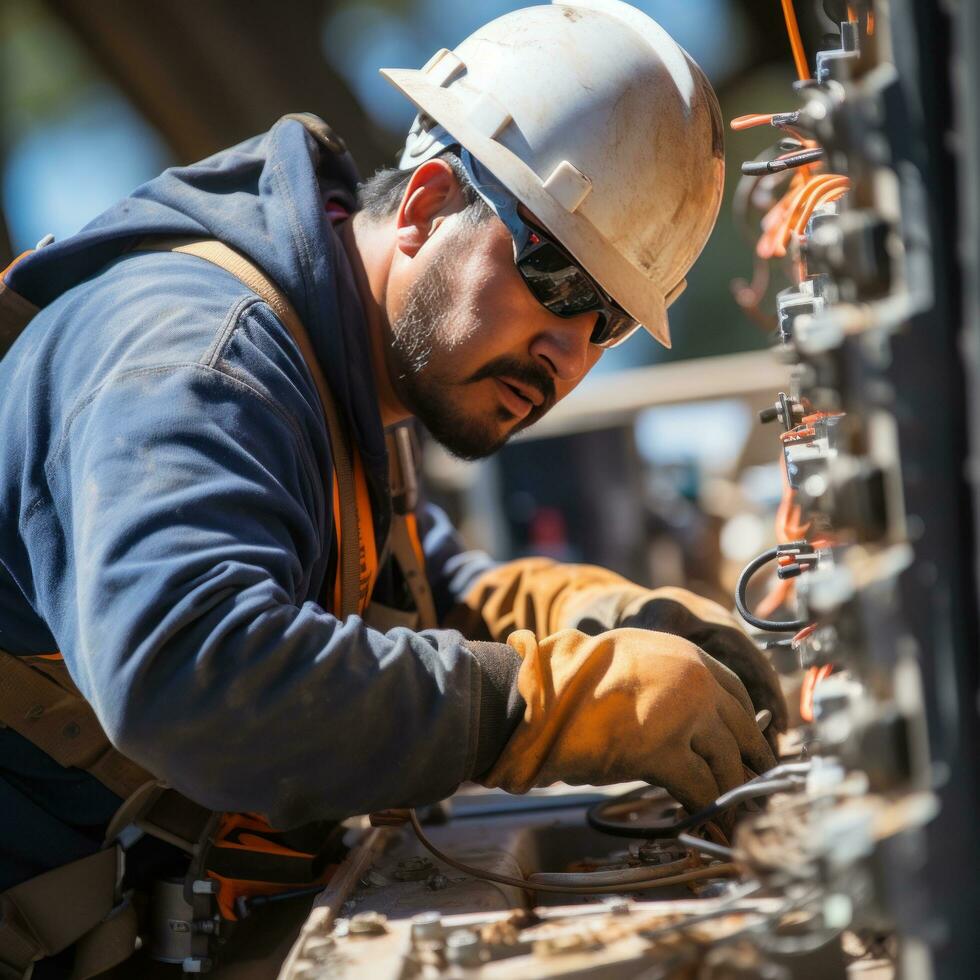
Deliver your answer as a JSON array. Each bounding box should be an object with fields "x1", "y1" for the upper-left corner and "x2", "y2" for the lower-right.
[{"x1": 356, "y1": 151, "x2": 492, "y2": 223}]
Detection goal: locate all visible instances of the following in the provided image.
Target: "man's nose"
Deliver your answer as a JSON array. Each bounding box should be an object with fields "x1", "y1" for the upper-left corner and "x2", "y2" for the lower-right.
[{"x1": 529, "y1": 314, "x2": 596, "y2": 383}]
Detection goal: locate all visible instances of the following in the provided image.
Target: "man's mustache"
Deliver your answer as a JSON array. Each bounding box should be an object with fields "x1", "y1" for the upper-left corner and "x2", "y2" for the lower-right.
[{"x1": 466, "y1": 356, "x2": 556, "y2": 412}]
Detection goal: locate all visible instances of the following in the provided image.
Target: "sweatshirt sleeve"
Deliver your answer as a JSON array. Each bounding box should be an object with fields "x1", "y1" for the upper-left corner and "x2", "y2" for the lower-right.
[{"x1": 39, "y1": 359, "x2": 515, "y2": 827}]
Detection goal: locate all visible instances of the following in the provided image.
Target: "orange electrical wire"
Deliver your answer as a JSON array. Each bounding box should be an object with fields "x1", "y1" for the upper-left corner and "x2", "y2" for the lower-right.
[
  {"x1": 731, "y1": 113, "x2": 775, "y2": 131},
  {"x1": 777, "y1": 458, "x2": 810, "y2": 542},
  {"x1": 777, "y1": 176, "x2": 830, "y2": 253},
  {"x1": 800, "y1": 664, "x2": 834, "y2": 722},
  {"x1": 754, "y1": 452, "x2": 810, "y2": 621},
  {"x1": 754, "y1": 577, "x2": 795, "y2": 621},
  {"x1": 788, "y1": 175, "x2": 849, "y2": 231},
  {"x1": 758, "y1": 186, "x2": 797, "y2": 253},
  {"x1": 757, "y1": 171, "x2": 851, "y2": 259},
  {"x1": 793, "y1": 624, "x2": 818, "y2": 644},
  {"x1": 781, "y1": 0, "x2": 810, "y2": 82},
  {"x1": 734, "y1": 1, "x2": 836, "y2": 271},
  {"x1": 1, "y1": 250, "x2": 32, "y2": 281},
  {"x1": 730, "y1": 255, "x2": 775, "y2": 330},
  {"x1": 757, "y1": 171, "x2": 811, "y2": 259},
  {"x1": 791, "y1": 179, "x2": 850, "y2": 239},
  {"x1": 848, "y1": 4, "x2": 875, "y2": 34}
]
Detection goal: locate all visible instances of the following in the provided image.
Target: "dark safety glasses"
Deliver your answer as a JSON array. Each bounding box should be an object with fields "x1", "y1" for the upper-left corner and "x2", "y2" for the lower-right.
[
  {"x1": 512, "y1": 217, "x2": 641, "y2": 348},
  {"x1": 458, "y1": 150, "x2": 643, "y2": 348}
]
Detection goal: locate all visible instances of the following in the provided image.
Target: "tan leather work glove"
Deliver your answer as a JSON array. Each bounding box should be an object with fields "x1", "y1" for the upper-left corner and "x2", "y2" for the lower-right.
[
  {"x1": 480, "y1": 628, "x2": 777, "y2": 815},
  {"x1": 566, "y1": 584, "x2": 789, "y2": 746},
  {"x1": 448, "y1": 559, "x2": 787, "y2": 746}
]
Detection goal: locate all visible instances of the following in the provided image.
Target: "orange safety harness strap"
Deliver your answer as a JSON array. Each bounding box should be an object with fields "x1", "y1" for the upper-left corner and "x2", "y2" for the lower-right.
[
  {"x1": 201, "y1": 814, "x2": 344, "y2": 920},
  {"x1": 0, "y1": 252, "x2": 39, "y2": 363}
]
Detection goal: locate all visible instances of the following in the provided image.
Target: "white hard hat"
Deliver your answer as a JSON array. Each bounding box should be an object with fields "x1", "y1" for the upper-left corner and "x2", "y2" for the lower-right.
[{"x1": 381, "y1": 0, "x2": 724, "y2": 348}]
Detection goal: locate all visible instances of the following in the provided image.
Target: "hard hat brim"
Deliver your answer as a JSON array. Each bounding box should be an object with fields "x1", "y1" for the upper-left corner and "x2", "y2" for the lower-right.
[{"x1": 380, "y1": 66, "x2": 673, "y2": 348}]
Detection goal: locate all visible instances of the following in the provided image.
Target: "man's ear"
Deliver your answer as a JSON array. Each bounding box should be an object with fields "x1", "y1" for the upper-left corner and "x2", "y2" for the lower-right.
[{"x1": 395, "y1": 159, "x2": 462, "y2": 257}]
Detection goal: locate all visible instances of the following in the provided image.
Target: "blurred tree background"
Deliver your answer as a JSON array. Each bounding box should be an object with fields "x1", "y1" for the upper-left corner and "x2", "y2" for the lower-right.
[{"x1": 1, "y1": 0, "x2": 828, "y2": 365}]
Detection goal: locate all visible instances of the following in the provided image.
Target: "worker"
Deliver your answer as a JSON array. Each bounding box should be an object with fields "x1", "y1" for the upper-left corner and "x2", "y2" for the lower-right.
[{"x1": 0, "y1": 1, "x2": 785, "y2": 975}]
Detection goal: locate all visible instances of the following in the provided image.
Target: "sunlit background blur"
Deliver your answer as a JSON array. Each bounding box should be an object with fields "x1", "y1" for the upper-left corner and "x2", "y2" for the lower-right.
[{"x1": 0, "y1": 0, "x2": 833, "y2": 605}]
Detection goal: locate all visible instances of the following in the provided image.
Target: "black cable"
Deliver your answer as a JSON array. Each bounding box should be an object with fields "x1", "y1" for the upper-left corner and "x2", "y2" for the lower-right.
[
  {"x1": 823, "y1": 0, "x2": 848, "y2": 23},
  {"x1": 407, "y1": 810, "x2": 736, "y2": 895},
  {"x1": 741, "y1": 148, "x2": 825, "y2": 175},
  {"x1": 677, "y1": 833, "x2": 734, "y2": 862},
  {"x1": 735, "y1": 546, "x2": 809, "y2": 632},
  {"x1": 586, "y1": 772, "x2": 803, "y2": 840}
]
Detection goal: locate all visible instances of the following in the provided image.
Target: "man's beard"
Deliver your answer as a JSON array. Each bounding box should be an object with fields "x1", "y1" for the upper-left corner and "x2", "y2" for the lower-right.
[{"x1": 389, "y1": 247, "x2": 554, "y2": 461}]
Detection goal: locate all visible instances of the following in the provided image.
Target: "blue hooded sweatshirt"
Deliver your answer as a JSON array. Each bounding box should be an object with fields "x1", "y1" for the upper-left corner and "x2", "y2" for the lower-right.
[{"x1": 0, "y1": 116, "x2": 521, "y2": 890}]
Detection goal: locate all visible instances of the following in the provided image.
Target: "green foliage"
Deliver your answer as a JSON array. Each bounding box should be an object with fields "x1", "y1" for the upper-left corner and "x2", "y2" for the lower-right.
[{"x1": 0, "y1": 0, "x2": 100, "y2": 145}]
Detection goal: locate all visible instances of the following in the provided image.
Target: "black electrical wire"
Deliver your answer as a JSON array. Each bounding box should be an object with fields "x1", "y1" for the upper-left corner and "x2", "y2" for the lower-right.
[
  {"x1": 406, "y1": 810, "x2": 736, "y2": 895},
  {"x1": 677, "y1": 833, "x2": 735, "y2": 862},
  {"x1": 742, "y1": 148, "x2": 825, "y2": 175},
  {"x1": 586, "y1": 769, "x2": 805, "y2": 841},
  {"x1": 735, "y1": 546, "x2": 809, "y2": 632},
  {"x1": 822, "y1": 0, "x2": 848, "y2": 22}
]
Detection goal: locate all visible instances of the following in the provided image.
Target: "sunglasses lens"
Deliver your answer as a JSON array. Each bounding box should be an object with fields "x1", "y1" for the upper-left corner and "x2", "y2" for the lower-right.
[
  {"x1": 514, "y1": 222, "x2": 641, "y2": 347},
  {"x1": 518, "y1": 242, "x2": 604, "y2": 316},
  {"x1": 590, "y1": 311, "x2": 643, "y2": 348}
]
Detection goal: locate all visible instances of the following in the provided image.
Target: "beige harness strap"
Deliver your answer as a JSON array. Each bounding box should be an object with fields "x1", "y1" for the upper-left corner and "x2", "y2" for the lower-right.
[
  {"x1": 0, "y1": 846, "x2": 136, "y2": 980},
  {"x1": 136, "y1": 237, "x2": 363, "y2": 619},
  {"x1": 0, "y1": 649, "x2": 153, "y2": 800}
]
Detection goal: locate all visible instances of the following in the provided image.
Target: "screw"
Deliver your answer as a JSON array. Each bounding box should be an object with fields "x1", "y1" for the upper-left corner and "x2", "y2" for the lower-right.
[
  {"x1": 445, "y1": 929, "x2": 484, "y2": 967},
  {"x1": 348, "y1": 911, "x2": 388, "y2": 936},
  {"x1": 411, "y1": 912, "x2": 443, "y2": 945},
  {"x1": 602, "y1": 896, "x2": 631, "y2": 915},
  {"x1": 637, "y1": 841, "x2": 672, "y2": 865},
  {"x1": 394, "y1": 856, "x2": 435, "y2": 881}
]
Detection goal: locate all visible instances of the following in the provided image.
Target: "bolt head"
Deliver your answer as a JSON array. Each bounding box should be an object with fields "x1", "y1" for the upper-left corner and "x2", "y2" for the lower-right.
[
  {"x1": 348, "y1": 911, "x2": 388, "y2": 936},
  {"x1": 411, "y1": 911, "x2": 443, "y2": 944}
]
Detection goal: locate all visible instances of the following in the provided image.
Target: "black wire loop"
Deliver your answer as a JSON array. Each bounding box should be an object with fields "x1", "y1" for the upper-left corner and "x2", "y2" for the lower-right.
[{"x1": 735, "y1": 546, "x2": 810, "y2": 632}]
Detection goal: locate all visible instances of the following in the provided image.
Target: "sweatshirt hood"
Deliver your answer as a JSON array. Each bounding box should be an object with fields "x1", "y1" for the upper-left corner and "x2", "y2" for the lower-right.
[{"x1": 5, "y1": 115, "x2": 386, "y2": 469}]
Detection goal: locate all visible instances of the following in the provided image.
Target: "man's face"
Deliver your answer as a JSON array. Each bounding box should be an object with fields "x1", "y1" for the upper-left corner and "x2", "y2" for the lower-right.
[{"x1": 384, "y1": 200, "x2": 603, "y2": 460}]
